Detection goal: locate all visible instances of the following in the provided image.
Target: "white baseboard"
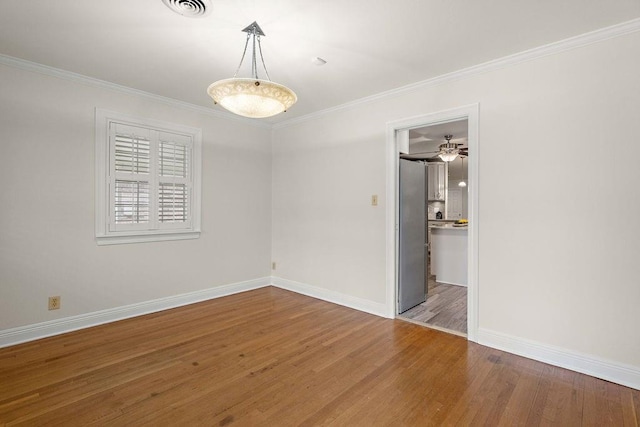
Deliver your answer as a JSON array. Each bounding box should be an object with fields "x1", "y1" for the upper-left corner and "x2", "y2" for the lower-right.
[
  {"x1": 0, "y1": 277, "x2": 271, "y2": 349},
  {"x1": 5, "y1": 279, "x2": 637, "y2": 391},
  {"x1": 478, "y1": 328, "x2": 640, "y2": 390},
  {"x1": 271, "y1": 276, "x2": 388, "y2": 318},
  {"x1": 438, "y1": 280, "x2": 468, "y2": 287}
]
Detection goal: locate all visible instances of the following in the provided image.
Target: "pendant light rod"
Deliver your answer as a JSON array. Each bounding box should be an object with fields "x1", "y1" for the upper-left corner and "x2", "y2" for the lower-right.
[
  {"x1": 232, "y1": 21, "x2": 271, "y2": 81},
  {"x1": 458, "y1": 156, "x2": 467, "y2": 187},
  {"x1": 232, "y1": 33, "x2": 251, "y2": 78},
  {"x1": 256, "y1": 31, "x2": 271, "y2": 81}
]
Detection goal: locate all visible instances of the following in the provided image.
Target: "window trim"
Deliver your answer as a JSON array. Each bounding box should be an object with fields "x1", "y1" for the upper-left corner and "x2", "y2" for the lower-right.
[{"x1": 95, "y1": 109, "x2": 202, "y2": 245}]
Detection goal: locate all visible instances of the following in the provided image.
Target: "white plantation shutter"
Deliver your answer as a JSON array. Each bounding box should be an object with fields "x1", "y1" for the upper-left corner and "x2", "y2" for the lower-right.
[
  {"x1": 96, "y1": 110, "x2": 201, "y2": 244},
  {"x1": 159, "y1": 138, "x2": 187, "y2": 178},
  {"x1": 114, "y1": 180, "x2": 150, "y2": 224},
  {"x1": 110, "y1": 124, "x2": 153, "y2": 231},
  {"x1": 159, "y1": 183, "x2": 188, "y2": 223},
  {"x1": 157, "y1": 132, "x2": 192, "y2": 229},
  {"x1": 114, "y1": 133, "x2": 150, "y2": 174}
]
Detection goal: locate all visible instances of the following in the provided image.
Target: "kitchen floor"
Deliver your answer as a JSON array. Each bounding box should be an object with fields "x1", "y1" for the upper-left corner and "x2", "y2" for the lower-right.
[{"x1": 399, "y1": 273, "x2": 467, "y2": 335}]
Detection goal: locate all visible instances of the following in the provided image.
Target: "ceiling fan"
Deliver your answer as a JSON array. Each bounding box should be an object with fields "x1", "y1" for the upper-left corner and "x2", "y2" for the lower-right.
[{"x1": 402, "y1": 134, "x2": 468, "y2": 161}]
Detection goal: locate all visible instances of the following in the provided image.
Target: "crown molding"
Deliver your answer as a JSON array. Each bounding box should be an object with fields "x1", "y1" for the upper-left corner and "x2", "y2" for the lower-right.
[
  {"x1": 2, "y1": 16, "x2": 639, "y2": 132},
  {"x1": 273, "y1": 17, "x2": 640, "y2": 130},
  {"x1": 0, "y1": 54, "x2": 272, "y2": 130}
]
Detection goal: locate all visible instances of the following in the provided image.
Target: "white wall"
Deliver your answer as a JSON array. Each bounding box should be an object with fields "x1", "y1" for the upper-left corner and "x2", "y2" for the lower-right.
[
  {"x1": 272, "y1": 112, "x2": 388, "y2": 304},
  {"x1": 272, "y1": 31, "x2": 640, "y2": 369},
  {"x1": 0, "y1": 64, "x2": 273, "y2": 330}
]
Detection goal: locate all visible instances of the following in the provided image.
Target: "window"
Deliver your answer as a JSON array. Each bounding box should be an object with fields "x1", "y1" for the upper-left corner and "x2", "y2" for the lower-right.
[{"x1": 95, "y1": 109, "x2": 201, "y2": 245}]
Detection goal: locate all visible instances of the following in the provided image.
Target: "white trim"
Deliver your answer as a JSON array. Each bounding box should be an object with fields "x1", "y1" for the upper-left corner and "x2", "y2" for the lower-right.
[
  {"x1": 271, "y1": 277, "x2": 389, "y2": 318},
  {"x1": 274, "y1": 17, "x2": 640, "y2": 129},
  {"x1": 437, "y1": 281, "x2": 468, "y2": 288},
  {"x1": 1, "y1": 17, "x2": 638, "y2": 132},
  {"x1": 0, "y1": 54, "x2": 271, "y2": 130},
  {"x1": 3, "y1": 277, "x2": 638, "y2": 390},
  {"x1": 0, "y1": 277, "x2": 271, "y2": 349},
  {"x1": 96, "y1": 231, "x2": 201, "y2": 246},
  {"x1": 397, "y1": 317, "x2": 467, "y2": 339},
  {"x1": 478, "y1": 328, "x2": 640, "y2": 391},
  {"x1": 386, "y1": 104, "x2": 480, "y2": 342},
  {"x1": 95, "y1": 108, "x2": 202, "y2": 245}
]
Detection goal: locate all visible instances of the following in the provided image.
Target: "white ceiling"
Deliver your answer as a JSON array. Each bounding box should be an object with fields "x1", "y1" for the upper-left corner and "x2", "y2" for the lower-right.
[{"x1": 1, "y1": 0, "x2": 639, "y2": 124}]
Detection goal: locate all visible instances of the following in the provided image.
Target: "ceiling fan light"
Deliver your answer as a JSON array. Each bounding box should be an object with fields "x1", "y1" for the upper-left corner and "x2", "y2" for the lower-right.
[
  {"x1": 458, "y1": 181, "x2": 467, "y2": 187},
  {"x1": 438, "y1": 151, "x2": 459, "y2": 162}
]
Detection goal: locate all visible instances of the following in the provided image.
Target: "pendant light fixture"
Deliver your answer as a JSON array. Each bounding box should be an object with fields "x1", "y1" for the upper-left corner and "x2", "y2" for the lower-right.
[
  {"x1": 438, "y1": 134, "x2": 460, "y2": 162},
  {"x1": 207, "y1": 21, "x2": 297, "y2": 119},
  {"x1": 458, "y1": 157, "x2": 467, "y2": 187}
]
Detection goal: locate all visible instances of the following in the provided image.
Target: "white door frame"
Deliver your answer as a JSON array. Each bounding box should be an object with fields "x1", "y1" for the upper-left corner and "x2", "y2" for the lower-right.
[{"x1": 385, "y1": 104, "x2": 479, "y2": 342}]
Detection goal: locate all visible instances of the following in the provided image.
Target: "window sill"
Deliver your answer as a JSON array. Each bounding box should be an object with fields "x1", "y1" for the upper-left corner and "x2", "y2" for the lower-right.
[{"x1": 96, "y1": 230, "x2": 200, "y2": 246}]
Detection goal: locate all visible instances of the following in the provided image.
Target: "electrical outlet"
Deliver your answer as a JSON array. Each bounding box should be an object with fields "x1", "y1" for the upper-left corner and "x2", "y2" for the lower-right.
[
  {"x1": 272, "y1": 262, "x2": 276, "y2": 270},
  {"x1": 48, "y1": 296, "x2": 61, "y2": 310},
  {"x1": 371, "y1": 195, "x2": 378, "y2": 206}
]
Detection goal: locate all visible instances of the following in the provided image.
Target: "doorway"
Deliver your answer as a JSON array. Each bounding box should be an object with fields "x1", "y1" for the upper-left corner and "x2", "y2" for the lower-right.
[
  {"x1": 385, "y1": 104, "x2": 479, "y2": 342},
  {"x1": 397, "y1": 120, "x2": 468, "y2": 336}
]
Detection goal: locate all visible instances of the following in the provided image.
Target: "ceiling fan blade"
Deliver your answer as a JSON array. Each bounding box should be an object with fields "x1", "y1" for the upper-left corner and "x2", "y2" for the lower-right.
[
  {"x1": 400, "y1": 152, "x2": 444, "y2": 160},
  {"x1": 409, "y1": 136, "x2": 434, "y2": 143},
  {"x1": 407, "y1": 150, "x2": 440, "y2": 155}
]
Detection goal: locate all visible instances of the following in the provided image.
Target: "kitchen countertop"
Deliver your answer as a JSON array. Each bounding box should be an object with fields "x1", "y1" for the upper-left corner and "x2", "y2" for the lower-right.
[{"x1": 429, "y1": 223, "x2": 468, "y2": 230}]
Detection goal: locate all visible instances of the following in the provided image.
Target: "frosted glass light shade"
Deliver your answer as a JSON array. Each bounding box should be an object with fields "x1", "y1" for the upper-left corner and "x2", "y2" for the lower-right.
[
  {"x1": 207, "y1": 78, "x2": 297, "y2": 118},
  {"x1": 458, "y1": 181, "x2": 467, "y2": 187},
  {"x1": 438, "y1": 151, "x2": 459, "y2": 162}
]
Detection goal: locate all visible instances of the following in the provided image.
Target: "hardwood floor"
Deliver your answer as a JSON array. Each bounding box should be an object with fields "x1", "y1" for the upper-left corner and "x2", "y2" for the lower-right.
[
  {"x1": 1, "y1": 287, "x2": 638, "y2": 426},
  {"x1": 400, "y1": 275, "x2": 468, "y2": 335}
]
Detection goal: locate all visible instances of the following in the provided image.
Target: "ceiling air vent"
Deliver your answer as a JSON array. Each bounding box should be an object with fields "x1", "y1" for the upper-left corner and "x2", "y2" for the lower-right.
[{"x1": 162, "y1": 0, "x2": 212, "y2": 18}]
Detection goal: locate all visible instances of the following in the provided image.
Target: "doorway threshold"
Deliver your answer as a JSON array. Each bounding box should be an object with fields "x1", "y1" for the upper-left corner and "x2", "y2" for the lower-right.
[{"x1": 396, "y1": 315, "x2": 468, "y2": 338}]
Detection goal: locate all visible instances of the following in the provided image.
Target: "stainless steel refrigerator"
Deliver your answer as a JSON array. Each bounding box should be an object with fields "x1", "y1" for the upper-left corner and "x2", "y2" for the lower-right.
[{"x1": 398, "y1": 159, "x2": 427, "y2": 313}]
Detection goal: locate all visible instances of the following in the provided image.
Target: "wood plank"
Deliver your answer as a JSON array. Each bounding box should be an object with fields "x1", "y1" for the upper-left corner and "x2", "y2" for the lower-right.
[
  {"x1": 399, "y1": 275, "x2": 467, "y2": 334},
  {"x1": 0, "y1": 287, "x2": 637, "y2": 426}
]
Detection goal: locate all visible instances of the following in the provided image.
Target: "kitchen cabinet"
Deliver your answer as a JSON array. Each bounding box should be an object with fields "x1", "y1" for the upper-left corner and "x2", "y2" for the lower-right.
[
  {"x1": 427, "y1": 162, "x2": 447, "y2": 201},
  {"x1": 430, "y1": 226, "x2": 468, "y2": 286}
]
